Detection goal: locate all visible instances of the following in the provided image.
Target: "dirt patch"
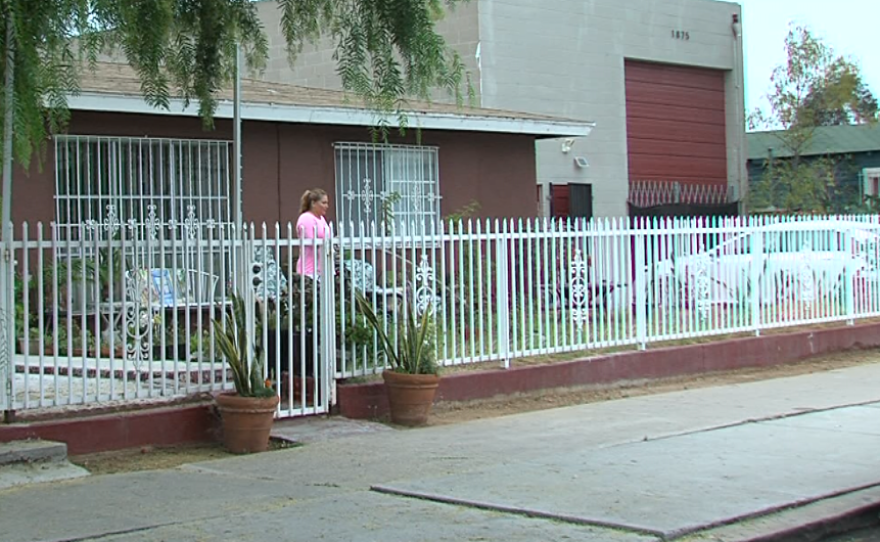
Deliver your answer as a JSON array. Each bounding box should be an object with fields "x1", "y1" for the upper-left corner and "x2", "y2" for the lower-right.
[
  {"x1": 429, "y1": 348, "x2": 880, "y2": 425},
  {"x1": 69, "y1": 348, "x2": 880, "y2": 474},
  {"x1": 70, "y1": 440, "x2": 298, "y2": 476}
]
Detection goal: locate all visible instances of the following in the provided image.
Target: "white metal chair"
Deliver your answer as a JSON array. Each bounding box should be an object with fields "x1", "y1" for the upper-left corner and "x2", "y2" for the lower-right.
[
  {"x1": 252, "y1": 247, "x2": 287, "y2": 302},
  {"x1": 342, "y1": 259, "x2": 406, "y2": 304},
  {"x1": 182, "y1": 270, "x2": 220, "y2": 305}
]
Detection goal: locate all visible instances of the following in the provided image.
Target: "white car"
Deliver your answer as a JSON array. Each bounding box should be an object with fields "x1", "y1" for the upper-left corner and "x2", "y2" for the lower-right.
[{"x1": 652, "y1": 219, "x2": 880, "y2": 306}]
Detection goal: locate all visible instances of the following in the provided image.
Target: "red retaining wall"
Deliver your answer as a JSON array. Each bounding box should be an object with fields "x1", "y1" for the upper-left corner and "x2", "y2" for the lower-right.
[
  {"x1": 0, "y1": 403, "x2": 217, "y2": 455},
  {"x1": 336, "y1": 322, "x2": 880, "y2": 419}
]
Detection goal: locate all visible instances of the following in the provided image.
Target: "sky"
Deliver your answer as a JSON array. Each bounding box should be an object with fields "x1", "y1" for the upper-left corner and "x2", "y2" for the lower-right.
[{"x1": 739, "y1": 0, "x2": 880, "y2": 114}]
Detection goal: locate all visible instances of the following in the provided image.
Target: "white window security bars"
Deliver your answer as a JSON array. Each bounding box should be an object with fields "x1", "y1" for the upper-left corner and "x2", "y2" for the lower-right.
[
  {"x1": 55, "y1": 135, "x2": 234, "y2": 242},
  {"x1": 53, "y1": 135, "x2": 236, "y2": 319},
  {"x1": 4, "y1": 214, "x2": 880, "y2": 415},
  {"x1": 334, "y1": 142, "x2": 441, "y2": 233}
]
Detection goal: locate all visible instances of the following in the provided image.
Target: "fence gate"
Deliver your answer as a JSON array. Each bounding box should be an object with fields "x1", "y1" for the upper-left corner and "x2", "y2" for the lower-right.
[{"x1": 245, "y1": 228, "x2": 334, "y2": 419}]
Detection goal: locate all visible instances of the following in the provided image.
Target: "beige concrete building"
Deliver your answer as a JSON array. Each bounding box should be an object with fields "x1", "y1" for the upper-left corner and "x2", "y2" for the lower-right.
[{"x1": 253, "y1": 0, "x2": 746, "y2": 218}]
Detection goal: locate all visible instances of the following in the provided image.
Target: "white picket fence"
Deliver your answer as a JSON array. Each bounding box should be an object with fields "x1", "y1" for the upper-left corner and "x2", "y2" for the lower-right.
[{"x1": 2, "y1": 214, "x2": 880, "y2": 417}]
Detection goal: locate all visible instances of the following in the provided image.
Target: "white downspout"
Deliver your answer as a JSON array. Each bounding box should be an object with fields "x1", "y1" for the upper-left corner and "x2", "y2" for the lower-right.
[{"x1": 731, "y1": 14, "x2": 747, "y2": 213}]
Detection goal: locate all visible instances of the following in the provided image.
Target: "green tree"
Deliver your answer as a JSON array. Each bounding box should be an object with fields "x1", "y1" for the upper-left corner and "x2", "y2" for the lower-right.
[
  {"x1": 748, "y1": 24, "x2": 877, "y2": 213},
  {"x1": 749, "y1": 156, "x2": 864, "y2": 214},
  {"x1": 0, "y1": 0, "x2": 471, "y2": 217},
  {"x1": 803, "y1": 74, "x2": 878, "y2": 127}
]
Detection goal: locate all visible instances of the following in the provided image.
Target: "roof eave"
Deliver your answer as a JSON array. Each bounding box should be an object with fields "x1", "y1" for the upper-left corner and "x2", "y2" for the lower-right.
[{"x1": 67, "y1": 92, "x2": 595, "y2": 138}]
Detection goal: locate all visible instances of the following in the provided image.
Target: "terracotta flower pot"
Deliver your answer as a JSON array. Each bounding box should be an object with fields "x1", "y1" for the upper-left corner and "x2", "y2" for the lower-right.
[
  {"x1": 215, "y1": 392, "x2": 280, "y2": 453},
  {"x1": 382, "y1": 370, "x2": 441, "y2": 427}
]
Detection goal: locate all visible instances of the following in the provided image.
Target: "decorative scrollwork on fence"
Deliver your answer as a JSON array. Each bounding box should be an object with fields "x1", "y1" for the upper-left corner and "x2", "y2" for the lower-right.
[
  {"x1": 570, "y1": 249, "x2": 589, "y2": 327},
  {"x1": 415, "y1": 254, "x2": 437, "y2": 316},
  {"x1": 694, "y1": 253, "x2": 711, "y2": 321},
  {"x1": 123, "y1": 271, "x2": 154, "y2": 370},
  {"x1": 798, "y1": 242, "x2": 815, "y2": 304}
]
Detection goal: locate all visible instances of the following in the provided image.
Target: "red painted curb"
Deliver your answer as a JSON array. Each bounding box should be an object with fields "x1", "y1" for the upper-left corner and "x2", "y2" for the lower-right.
[
  {"x1": 0, "y1": 402, "x2": 218, "y2": 455},
  {"x1": 336, "y1": 322, "x2": 880, "y2": 420}
]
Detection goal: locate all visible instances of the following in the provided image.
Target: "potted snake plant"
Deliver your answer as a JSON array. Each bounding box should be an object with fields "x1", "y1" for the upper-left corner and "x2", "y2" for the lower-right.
[
  {"x1": 355, "y1": 292, "x2": 439, "y2": 426},
  {"x1": 213, "y1": 294, "x2": 279, "y2": 453}
]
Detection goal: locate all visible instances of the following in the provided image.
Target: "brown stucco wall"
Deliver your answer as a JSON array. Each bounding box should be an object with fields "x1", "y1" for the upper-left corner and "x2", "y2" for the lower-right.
[
  {"x1": 11, "y1": 111, "x2": 538, "y2": 228},
  {"x1": 269, "y1": 124, "x2": 538, "y2": 225}
]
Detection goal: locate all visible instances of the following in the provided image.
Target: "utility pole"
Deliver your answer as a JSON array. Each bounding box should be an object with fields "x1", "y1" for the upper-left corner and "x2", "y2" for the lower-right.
[
  {"x1": 2, "y1": 8, "x2": 14, "y2": 239},
  {"x1": 1, "y1": 8, "x2": 15, "y2": 415},
  {"x1": 234, "y1": 43, "x2": 242, "y2": 228}
]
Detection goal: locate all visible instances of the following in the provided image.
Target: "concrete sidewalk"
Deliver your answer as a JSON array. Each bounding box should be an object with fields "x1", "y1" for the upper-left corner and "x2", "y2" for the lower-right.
[{"x1": 2, "y1": 362, "x2": 880, "y2": 542}]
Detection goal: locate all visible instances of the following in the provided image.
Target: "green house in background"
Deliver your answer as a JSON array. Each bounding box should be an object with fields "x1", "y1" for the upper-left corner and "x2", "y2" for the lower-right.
[{"x1": 747, "y1": 124, "x2": 880, "y2": 212}]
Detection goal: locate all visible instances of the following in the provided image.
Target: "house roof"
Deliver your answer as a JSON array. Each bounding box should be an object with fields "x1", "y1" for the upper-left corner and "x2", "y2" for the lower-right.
[
  {"x1": 747, "y1": 124, "x2": 880, "y2": 161},
  {"x1": 68, "y1": 62, "x2": 594, "y2": 138}
]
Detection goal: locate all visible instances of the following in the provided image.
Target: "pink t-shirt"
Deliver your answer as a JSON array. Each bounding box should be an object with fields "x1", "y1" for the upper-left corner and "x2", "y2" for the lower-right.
[{"x1": 296, "y1": 212, "x2": 330, "y2": 277}]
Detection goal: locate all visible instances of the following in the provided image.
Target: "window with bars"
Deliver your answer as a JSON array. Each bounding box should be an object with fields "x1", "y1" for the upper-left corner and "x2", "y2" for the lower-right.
[
  {"x1": 334, "y1": 142, "x2": 441, "y2": 233},
  {"x1": 54, "y1": 135, "x2": 233, "y2": 241}
]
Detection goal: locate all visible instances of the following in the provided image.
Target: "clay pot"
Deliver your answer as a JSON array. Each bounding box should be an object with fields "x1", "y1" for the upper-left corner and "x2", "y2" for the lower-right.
[
  {"x1": 382, "y1": 370, "x2": 441, "y2": 426},
  {"x1": 215, "y1": 392, "x2": 280, "y2": 453}
]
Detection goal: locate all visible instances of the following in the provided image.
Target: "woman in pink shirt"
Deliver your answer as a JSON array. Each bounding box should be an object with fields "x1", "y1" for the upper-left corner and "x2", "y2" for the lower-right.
[{"x1": 295, "y1": 189, "x2": 331, "y2": 278}]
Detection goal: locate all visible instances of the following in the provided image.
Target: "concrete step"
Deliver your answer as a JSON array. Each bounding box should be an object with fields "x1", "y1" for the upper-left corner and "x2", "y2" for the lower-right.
[
  {"x1": 0, "y1": 440, "x2": 89, "y2": 491},
  {"x1": 0, "y1": 439, "x2": 68, "y2": 466}
]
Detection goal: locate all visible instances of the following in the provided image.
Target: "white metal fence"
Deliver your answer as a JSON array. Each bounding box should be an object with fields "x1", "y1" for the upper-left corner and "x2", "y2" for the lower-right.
[
  {"x1": 332, "y1": 214, "x2": 880, "y2": 377},
  {"x1": 2, "y1": 214, "x2": 880, "y2": 416},
  {"x1": 0, "y1": 220, "x2": 335, "y2": 418}
]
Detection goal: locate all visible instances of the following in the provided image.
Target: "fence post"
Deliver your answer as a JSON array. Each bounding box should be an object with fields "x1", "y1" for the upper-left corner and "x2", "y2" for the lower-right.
[
  {"x1": 633, "y1": 222, "x2": 648, "y2": 350},
  {"x1": 496, "y1": 220, "x2": 511, "y2": 368},
  {"x1": 844, "y1": 226, "x2": 855, "y2": 325},
  {"x1": 0, "y1": 222, "x2": 12, "y2": 413},
  {"x1": 321, "y1": 235, "x2": 337, "y2": 405},
  {"x1": 750, "y1": 219, "x2": 763, "y2": 336},
  {"x1": 240, "y1": 224, "x2": 257, "y2": 389}
]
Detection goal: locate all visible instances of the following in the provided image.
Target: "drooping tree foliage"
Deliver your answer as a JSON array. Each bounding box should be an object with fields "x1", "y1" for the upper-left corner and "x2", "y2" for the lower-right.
[{"x1": 0, "y1": 0, "x2": 470, "y2": 170}]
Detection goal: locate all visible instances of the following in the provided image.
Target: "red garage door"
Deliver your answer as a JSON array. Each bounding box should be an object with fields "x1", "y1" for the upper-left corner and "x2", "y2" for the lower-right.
[{"x1": 625, "y1": 61, "x2": 727, "y2": 187}]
